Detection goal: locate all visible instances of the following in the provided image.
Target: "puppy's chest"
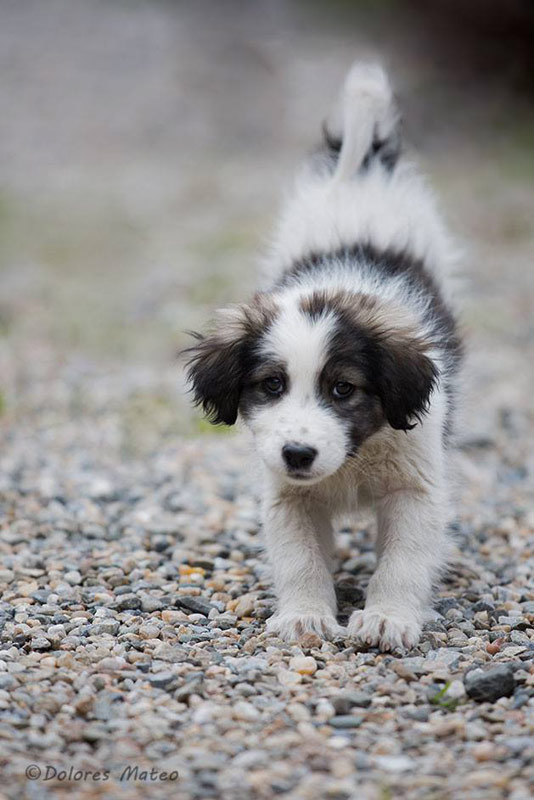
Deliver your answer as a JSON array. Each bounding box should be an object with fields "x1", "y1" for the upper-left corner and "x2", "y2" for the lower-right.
[{"x1": 319, "y1": 433, "x2": 420, "y2": 507}]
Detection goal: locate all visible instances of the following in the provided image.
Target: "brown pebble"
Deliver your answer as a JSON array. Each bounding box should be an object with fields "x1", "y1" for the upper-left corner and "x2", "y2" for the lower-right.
[
  {"x1": 391, "y1": 662, "x2": 416, "y2": 682},
  {"x1": 298, "y1": 632, "x2": 322, "y2": 649},
  {"x1": 74, "y1": 696, "x2": 94, "y2": 717},
  {"x1": 472, "y1": 742, "x2": 496, "y2": 762},
  {"x1": 486, "y1": 637, "x2": 505, "y2": 655}
]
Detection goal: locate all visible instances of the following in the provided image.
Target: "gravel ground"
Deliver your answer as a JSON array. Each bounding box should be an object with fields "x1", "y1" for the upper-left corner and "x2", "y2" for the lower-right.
[
  {"x1": 0, "y1": 390, "x2": 533, "y2": 800},
  {"x1": 1, "y1": 2, "x2": 534, "y2": 799}
]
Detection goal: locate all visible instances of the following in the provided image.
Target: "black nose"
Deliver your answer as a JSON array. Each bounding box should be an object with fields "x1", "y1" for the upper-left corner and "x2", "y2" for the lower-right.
[{"x1": 282, "y1": 443, "x2": 318, "y2": 471}]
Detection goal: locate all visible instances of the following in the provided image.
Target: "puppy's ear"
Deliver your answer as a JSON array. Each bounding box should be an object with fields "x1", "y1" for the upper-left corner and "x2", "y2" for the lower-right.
[
  {"x1": 376, "y1": 333, "x2": 439, "y2": 431},
  {"x1": 184, "y1": 306, "x2": 251, "y2": 426}
]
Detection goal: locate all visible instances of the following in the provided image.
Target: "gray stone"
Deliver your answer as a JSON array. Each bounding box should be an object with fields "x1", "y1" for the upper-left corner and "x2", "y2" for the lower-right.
[
  {"x1": 140, "y1": 596, "x2": 165, "y2": 612},
  {"x1": 210, "y1": 614, "x2": 237, "y2": 630},
  {"x1": 434, "y1": 598, "x2": 458, "y2": 616},
  {"x1": 88, "y1": 620, "x2": 120, "y2": 636},
  {"x1": 374, "y1": 755, "x2": 415, "y2": 773},
  {"x1": 174, "y1": 595, "x2": 214, "y2": 616},
  {"x1": 329, "y1": 714, "x2": 364, "y2": 729},
  {"x1": 113, "y1": 594, "x2": 142, "y2": 611},
  {"x1": 403, "y1": 707, "x2": 429, "y2": 722},
  {"x1": 31, "y1": 590, "x2": 51, "y2": 604},
  {"x1": 425, "y1": 648, "x2": 462, "y2": 669},
  {"x1": 331, "y1": 691, "x2": 372, "y2": 715},
  {"x1": 464, "y1": 665, "x2": 516, "y2": 702},
  {"x1": 148, "y1": 672, "x2": 178, "y2": 689},
  {"x1": 31, "y1": 637, "x2": 52, "y2": 651}
]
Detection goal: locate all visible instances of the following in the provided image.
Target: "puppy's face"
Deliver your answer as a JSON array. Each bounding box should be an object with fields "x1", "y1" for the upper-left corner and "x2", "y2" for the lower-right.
[
  {"x1": 185, "y1": 290, "x2": 437, "y2": 485},
  {"x1": 238, "y1": 300, "x2": 384, "y2": 485}
]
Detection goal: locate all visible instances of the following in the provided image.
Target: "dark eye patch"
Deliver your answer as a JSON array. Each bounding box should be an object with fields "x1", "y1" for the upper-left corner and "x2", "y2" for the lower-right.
[
  {"x1": 318, "y1": 360, "x2": 384, "y2": 452},
  {"x1": 321, "y1": 362, "x2": 367, "y2": 394},
  {"x1": 240, "y1": 359, "x2": 288, "y2": 417}
]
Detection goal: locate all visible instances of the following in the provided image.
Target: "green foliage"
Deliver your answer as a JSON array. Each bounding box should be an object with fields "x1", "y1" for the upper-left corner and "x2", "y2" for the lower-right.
[
  {"x1": 192, "y1": 416, "x2": 235, "y2": 437},
  {"x1": 429, "y1": 682, "x2": 459, "y2": 711}
]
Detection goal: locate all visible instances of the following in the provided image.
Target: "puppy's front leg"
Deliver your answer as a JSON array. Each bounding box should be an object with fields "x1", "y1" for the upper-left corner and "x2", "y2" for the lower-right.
[
  {"x1": 264, "y1": 487, "x2": 343, "y2": 641},
  {"x1": 348, "y1": 486, "x2": 448, "y2": 651}
]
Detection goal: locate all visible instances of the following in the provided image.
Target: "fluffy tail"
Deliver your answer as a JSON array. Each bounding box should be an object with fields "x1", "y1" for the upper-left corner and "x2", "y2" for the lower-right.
[{"x1": 325, "y1": 62, "x2": 401, "y2": 182}]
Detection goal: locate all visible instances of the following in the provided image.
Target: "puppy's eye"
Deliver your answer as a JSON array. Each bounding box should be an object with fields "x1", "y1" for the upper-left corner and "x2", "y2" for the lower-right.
[
  {"x1": 332, "y1": 381, "x2": 355, "y2": 399},
  {"x1": 262, "y1": 376, "x2": 284, "y2": 396}
]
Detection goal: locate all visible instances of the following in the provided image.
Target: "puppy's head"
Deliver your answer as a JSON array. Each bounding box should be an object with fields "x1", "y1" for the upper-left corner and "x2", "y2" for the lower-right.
[{"x1": 185, "y1": 289, "x2": 438, "y2": 484}]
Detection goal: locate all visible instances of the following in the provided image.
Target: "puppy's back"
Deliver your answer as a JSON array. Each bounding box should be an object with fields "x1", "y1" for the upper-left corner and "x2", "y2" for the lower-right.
[{"x1": 265, "y1": 62, "x2": 457, "y2": 299}]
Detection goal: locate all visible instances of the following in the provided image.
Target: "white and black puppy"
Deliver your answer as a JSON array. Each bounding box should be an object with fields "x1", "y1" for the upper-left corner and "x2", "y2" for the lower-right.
[{"x1": 185, "y1": 63, "x2": 462, "y2": 651}]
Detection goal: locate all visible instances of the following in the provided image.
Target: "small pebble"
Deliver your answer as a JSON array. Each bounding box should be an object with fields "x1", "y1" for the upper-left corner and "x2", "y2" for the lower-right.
[{"x1": 289, "y1": 656, "x2": 317, "y2": 675}]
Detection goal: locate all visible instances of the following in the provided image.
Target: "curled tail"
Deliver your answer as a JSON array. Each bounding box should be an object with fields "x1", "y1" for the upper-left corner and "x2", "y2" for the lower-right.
[{"x1": 324, "y1": 62, "x2": 401, "y2": 182}]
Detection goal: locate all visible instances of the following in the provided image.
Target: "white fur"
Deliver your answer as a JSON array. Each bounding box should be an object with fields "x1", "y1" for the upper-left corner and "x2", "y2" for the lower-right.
[
  {"x1": 328, "y1": 63, "x2": 398, "y2": 184},
  {"x1": 246, "y1": 63, "x2": 460, "y2": 652},
  {"x1": 263, "y1": 163, "x2": 459, "y2": 304},
  {"x1": 249, "y1": 301, "x2": 348, "y2": 484}
]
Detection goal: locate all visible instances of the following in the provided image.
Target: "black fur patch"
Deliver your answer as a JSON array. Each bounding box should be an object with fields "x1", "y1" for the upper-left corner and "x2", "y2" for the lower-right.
[
  {"x1": 183, "y1": 331, "x2": 247, "y2": 425},
  {"x1": 183, "y1": 298, "x2": 277, "y2": 426},
  {"x1": 315, "y1": 295, "x2": 439, "y2": 433}
]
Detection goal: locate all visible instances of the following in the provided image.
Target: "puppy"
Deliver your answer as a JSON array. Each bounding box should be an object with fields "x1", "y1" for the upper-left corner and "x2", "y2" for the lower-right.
[{"x1": 185, "y1": 63, "x2": 462, "y2": 651}]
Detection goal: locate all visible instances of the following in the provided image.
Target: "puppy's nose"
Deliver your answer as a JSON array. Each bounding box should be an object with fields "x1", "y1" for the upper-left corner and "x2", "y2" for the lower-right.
[{"x1": 282, "y1": 443, "x2": 317, "y2": 470}]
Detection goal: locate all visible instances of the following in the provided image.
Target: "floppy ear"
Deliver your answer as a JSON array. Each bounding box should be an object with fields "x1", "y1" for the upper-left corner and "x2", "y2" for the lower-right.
[
  {"x1": 376, "y1": 334, "x2": 439, "y2": 431},
  {"x1": 184, "y1": 307, "x2": 250, "y2": 426}
]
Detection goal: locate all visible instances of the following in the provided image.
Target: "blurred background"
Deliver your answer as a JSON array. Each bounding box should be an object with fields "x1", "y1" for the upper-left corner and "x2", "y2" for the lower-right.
[{"x1": 0, "y1": 0, "x2": 533, "y2": 458}]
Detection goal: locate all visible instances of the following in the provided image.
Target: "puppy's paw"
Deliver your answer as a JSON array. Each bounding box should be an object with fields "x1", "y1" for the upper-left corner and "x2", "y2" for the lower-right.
[
  {"x1": 348, "y1": 606, "x2": 421, "y2": 651},
  {"x1": 266, "y1": 610, "x2": 344, "y2": 642}
]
